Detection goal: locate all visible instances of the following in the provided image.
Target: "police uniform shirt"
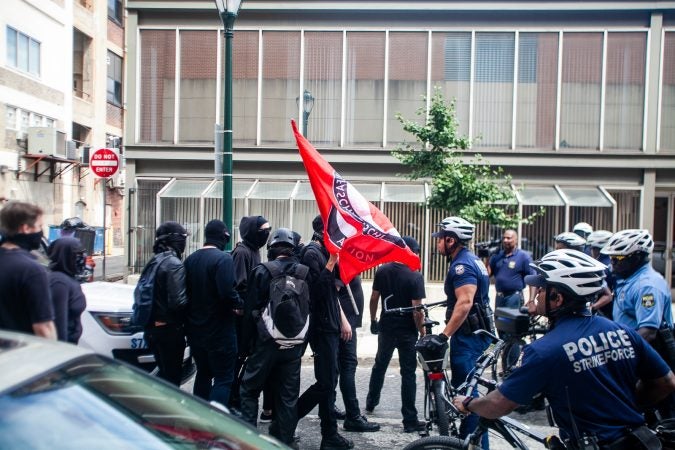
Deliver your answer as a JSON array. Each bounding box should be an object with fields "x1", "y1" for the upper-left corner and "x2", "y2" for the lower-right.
[
  {"x1": 499, "y1": 315, "x2": 670, "y2": 444},
  {"x1": 373, "y1": 262, "x2": 426, "y2": 333},
  {"x1": 488, "y1": 248, "x2": 533, "y2": 294},
  {"x1": 613, "y1": 263, "x2": 673, "y2": 330},
  {"x1": 444, "y1": 247, "x2": 490, "y2": 321}
]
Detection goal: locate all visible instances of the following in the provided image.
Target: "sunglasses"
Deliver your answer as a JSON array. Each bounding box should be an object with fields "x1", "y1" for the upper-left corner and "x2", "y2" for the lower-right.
[{"x1": 610, "y1": 255, "x2": 628, "y2": 262}]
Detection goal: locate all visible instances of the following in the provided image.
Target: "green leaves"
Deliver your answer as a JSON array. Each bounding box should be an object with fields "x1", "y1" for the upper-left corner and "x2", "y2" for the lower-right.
[{"x1": 392, "y1": 88, "x2": 543, "y2": 229}]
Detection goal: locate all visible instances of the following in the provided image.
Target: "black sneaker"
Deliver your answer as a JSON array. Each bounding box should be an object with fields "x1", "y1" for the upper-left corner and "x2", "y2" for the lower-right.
[
  {"x1": 259, "y1": 410, "x2": 273, "y2": 423},
  {"x1": 320, "y1": 433, "x2": 354, "y2": 450},
  {"x1": 333, "y1": 407, "x2": 346, "y2": 420},
  {"x1": 403, "y1": 420, "x2": 427, "y2": 433},
  {"x1": 343, "y1": 415, "x2": 380, "y2": 432}
]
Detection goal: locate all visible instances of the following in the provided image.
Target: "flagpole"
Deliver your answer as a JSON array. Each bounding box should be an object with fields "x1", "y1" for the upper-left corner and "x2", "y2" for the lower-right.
[{"x1": 346, "y1": 283, "x2": 359, "y2": 316}]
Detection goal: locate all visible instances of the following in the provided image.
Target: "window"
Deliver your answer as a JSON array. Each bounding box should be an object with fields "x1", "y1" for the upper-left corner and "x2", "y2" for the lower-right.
[
  {"x1": 107, "y1": 51, "x2": 122, "y2": 106},
  {"x1": 108, "y1": 0, "x2": 123, "y2": 24},
  {"x1": 6, "y1": 26, "x2": 40, "y2": 76},
  {"x1": 6, "y1": 106, "x2": 17, "y2": 130},
  {"x1": 139, "y1": 30, "x2": 175, "y2": 143},
  {"x1": 660, "y1": 32, "x2": 675, "y2": 151},
  {"x1": 431, "y1": 32, "x2": 471, "y2": 136}
]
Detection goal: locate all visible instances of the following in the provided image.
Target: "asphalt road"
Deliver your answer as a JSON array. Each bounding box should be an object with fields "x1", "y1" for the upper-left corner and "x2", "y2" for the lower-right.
[{"x1": 183, "y1": 360, "x2": 556, "y2": 450}]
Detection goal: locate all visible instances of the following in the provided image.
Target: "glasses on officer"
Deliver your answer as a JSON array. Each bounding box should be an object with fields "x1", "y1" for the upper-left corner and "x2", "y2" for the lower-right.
[{"x1": 610, "y1": 255, "x2": 628, "y2": 263}]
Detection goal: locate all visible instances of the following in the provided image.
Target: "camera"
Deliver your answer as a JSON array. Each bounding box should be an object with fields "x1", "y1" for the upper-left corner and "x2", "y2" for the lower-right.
[{"x1": 475, "y1": 239, "x2": 501, "y2": 259}]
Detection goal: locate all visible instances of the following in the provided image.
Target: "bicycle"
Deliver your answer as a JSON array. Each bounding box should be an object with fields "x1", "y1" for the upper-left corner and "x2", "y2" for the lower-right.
[
  {"x1": 384, "y1": 299, "x2": 453, "y2": 436},
  {"x1": 402, "y1": 329, "x2": 562, "y2": 450},
  {"x1": 493, "y1": 306, "x2": 549, "y2": 382}
]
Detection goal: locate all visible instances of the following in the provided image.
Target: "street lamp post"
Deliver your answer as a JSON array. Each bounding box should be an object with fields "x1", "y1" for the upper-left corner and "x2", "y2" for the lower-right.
[
  {"x1": 214, "y1": 0, "x2": 242, "y2": 250},
  {"x1": 296, "y1": 89, "x2": 315, "y2": 136}
]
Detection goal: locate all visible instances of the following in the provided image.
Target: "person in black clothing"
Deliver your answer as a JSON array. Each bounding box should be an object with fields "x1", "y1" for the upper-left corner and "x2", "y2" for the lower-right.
[
  {"x1": 335, "y1": 276, "x2": 380, "y2": 432},
  {"x1": 366, "y1": 236, "x2": 427, "y2": 433},
  {"x1": 144, "y1": 221, "x2": 188, "y2": 386},
  {"x1": 239, "y1": 228, "x2": 306, "y2": 446},
  {"x1": 0, "y1": 201, "x2": 56, "y2": 339},
  {"x1": 297, "y1": 215, "x2": 354, "y2": 450},
  {"x1": 47, "y1": 237, "x2": 87, "y2": 344},
  {"x1": 230, "y1": 215, "x2": 271, "y2": 412},
  {"x1": 184, "y1": 220, "x2": 242, "y2": 406}
]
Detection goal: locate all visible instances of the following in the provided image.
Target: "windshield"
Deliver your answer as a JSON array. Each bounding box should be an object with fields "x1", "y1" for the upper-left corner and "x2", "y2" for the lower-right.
[{"x1": 0, "y1": 355, "x2": 285, "y2": 450}]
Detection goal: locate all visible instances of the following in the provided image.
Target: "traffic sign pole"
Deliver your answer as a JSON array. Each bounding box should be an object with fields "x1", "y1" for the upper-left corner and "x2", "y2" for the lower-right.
[{"x1": 90, "y1": 148, "x2": 120, "y2": 281}]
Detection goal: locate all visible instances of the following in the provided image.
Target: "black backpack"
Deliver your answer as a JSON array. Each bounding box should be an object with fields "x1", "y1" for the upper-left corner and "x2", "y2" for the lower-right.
[
  {"x1": 256, "y1": 260, "x2": 311, "y2": 348},
  {"x1": 131, "y1": 252, "x2": 171, "y2": 327}
]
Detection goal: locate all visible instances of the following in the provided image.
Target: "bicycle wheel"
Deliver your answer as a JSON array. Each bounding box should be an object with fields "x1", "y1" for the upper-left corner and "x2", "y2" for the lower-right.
[
  {"x1": 429, "y1": 379, "x2": 450, "y2": 436},
  {"x1": 402, "y1": 435, "x2": 468, "y2": 450},
  {"x1": 499, "y1": 338, "x2": 525, "y2": 379}
]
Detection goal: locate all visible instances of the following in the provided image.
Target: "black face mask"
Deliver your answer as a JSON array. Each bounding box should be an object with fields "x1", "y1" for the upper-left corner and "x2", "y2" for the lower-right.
[
  {"x1": 6, "y1": 231, "x2": 44, "y2": 251},
  {"x1": 254, "y1": 228, "x2": 271, "y2": 249}
]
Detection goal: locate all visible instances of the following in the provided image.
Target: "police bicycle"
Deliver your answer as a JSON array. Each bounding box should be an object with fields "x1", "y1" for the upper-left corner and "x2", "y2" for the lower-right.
[
  {"x1": 402, "y1": 329, "x2": 566, "y2": 450},
  {"x1": 384, "y1": 299, "x2": 453, "y2": 436},
  {"x1": 492, "y1": 306, "x2": 549, "y2": 382}
]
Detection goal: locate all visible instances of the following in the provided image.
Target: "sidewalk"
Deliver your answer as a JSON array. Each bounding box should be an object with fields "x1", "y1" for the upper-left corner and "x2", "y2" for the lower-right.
[{"x1": 327, "y1": 281, "x2": 501, "y2": 364}]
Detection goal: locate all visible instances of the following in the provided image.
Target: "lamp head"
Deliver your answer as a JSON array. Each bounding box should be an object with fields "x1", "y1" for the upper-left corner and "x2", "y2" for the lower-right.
[{"x1": 214, "y1": 0, "x2": 242, "y2": 16}]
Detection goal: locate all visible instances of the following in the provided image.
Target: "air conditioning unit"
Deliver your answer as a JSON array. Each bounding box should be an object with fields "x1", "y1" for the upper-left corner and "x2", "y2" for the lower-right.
[
  {"x1": 66, "y1": 140, "x2": 78, "y2": 160},
  {"x1": 111, "y1": 172, "x2": 125, "y2": 188},
  {"x1": 27, "y1": 127, "x2": 67, "y2": 158}
]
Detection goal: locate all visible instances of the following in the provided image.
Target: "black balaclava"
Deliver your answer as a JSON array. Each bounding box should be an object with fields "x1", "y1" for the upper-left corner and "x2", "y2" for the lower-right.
[
  {"x1": 292, "y1": 231, "x2": 304, "y2": 258},
  {"x1": 240, "y1": 215, "x2": 270, "y2": 249},
  {"x1": 3, "y1": 230, "x2": 44, "y2": 251},
  {"x1": 153, "y1": 221, "x2": 187, "y2": 258},
  {"x1": 312, "y1": 214, "x2": 324, "y2": 242},
  {"x1": 48, "y1": 237, "x2": 85, "y2": 277},
  {"x1": 204, "y1": 219, "x2": 230, "y2": 251}
]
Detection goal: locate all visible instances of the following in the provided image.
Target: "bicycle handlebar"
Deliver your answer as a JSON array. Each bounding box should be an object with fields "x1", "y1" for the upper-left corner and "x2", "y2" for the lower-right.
[{"x1": 384, "y1": 299, "x2": 447, "y2": 315}]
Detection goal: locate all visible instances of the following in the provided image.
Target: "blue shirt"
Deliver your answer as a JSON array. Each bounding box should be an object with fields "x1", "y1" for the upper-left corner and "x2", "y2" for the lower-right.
[
  {"x1": 499, "y1": 315, "x2": 670, "y2": 443},
  {"x1": 613, "y1": 263, "x2": 673, "y2": 330},
  {"x1": 444, "y1": 247, "x2": 490, "y2": 320},
  {"x1": 489, "y1": 248, "x2": 533, "y2": 293}
]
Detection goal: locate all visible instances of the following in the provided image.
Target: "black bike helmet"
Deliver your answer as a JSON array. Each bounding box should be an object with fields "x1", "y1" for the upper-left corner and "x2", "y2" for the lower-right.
[
  {"x1": 60, "y1": 217, "x2": 85, "y2": 231},
  {"x1": 268, "y1": 227, "x2": 295, "y2": 248}
]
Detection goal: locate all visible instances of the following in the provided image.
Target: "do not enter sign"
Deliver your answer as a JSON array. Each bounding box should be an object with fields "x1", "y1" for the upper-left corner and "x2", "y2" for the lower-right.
[{"x1": 90, "y1": 148, "x2": 119, "y2": 178}]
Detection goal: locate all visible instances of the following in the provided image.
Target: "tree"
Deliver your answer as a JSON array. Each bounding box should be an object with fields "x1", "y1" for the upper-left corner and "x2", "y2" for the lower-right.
[{"x1": 392, "y1": 89, "x2": 542, "y2": 230}]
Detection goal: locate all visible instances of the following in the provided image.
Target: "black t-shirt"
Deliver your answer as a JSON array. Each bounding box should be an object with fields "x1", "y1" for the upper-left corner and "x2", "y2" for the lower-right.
[
  {"x1": 0, "y1": 247, "x2": 54, "y2": 334},
  {"x1": 373, "y1": 262, "x2": 425, "y2": 333},
  {"x1": 49, "y1": 271, "x2": 86, "y2": 343}
]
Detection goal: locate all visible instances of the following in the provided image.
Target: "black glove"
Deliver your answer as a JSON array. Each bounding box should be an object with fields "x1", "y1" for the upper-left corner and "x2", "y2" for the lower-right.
[
  {"x1": 428, "y1": 333, "x2": 449, "y2": 351},
  {"x1": 370, "y1": 320, "x2": 379, "y2": 335}
]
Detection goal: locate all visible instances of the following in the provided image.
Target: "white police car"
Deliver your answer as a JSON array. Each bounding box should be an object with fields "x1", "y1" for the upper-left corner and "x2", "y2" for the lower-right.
[{"x1": 79, "y1": 281, "x2": 194, "y2": 380}]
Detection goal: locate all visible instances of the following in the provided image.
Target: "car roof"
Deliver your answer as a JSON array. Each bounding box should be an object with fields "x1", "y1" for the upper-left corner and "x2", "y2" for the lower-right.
[
  {"x1": 0, "y1": 330, "x2": 93, "y2": 393},
  {"x1": 81, "y1": 281, "x2": 135, "y2": 312}
]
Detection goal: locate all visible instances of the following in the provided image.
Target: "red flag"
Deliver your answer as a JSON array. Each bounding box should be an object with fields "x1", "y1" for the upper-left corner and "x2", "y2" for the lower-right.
[{"x1": 292, "y1": 120, "x2": 421, "y2": 283}]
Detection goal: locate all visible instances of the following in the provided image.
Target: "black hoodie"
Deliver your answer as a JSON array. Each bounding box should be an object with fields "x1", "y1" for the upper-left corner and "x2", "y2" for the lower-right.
[
  {"x1": 231, "y1": 216, "x2": 268, "y2": 297},
  {"x1": 47, "y1": 237, "x2": 86, "y2": 343}
]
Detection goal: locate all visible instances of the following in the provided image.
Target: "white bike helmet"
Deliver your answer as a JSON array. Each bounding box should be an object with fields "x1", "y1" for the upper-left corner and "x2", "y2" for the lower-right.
[
  {"x1": 525, "y1": 249, "x2": 606, "y2": 298},
  {"x1": 432, "y1": 216, "x2": 475, "y2": 241},
  {"x1": 601, "y1": 229, "x2": 654, "y2": 256},
  {"x1": 572, "y1": 222, "x2": 593, "y2": 237},
  {"x1": 586, "y1": 230, "x2": 613, "y2": 249},
  {"x1": 554, "y1": 232, "x2": 586, "y2": 249}
]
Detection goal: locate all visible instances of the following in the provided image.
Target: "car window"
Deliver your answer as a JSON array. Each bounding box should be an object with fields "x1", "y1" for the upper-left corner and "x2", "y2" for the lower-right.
[{"x1": 0, "y1": 355, "x2": 285, "y2": 450}]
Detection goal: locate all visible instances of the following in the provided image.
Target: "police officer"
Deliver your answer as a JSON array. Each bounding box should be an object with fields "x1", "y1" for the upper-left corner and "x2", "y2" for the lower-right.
[
  {"x1": 488, "y1": 229, "x2": 534, "y2": 311},
  {"x1": 554, "y1": 231, "x2": 586, "y2": 252},
  {"x1": 428, "y1": 216, "x2": 492, "y2": 443},
  {"x1": 453, "y1": 249, "x2": 675, "y2": 449},
  {"x1": 366, "y1": 236, "x2": 426, "y2": 433},
  {"x1": 602, "y1": 229, "x2": 673, "y2": 342}
]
